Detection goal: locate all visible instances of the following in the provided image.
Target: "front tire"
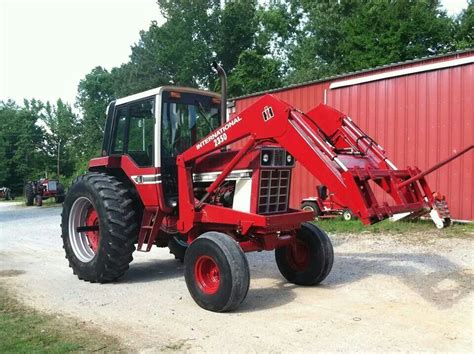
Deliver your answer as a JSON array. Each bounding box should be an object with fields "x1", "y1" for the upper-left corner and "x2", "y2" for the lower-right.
[
  {"x1": 275, "y1": 223, "x2": 333, "y2": 285},
  {"x1": 61, "y1": 173, "x2": 138, "y2": 283},
  {"x1": 184, "y1": 232, "x2": 250, "y2": 312}
]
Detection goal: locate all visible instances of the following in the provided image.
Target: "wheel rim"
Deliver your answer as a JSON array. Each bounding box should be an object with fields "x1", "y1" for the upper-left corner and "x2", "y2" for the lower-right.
[
  {"x1": 343, "y1": 211, "x2": 351, "y2": 221},
  {"x1": 85, "y1": 208, "x2": 99, "y2": 252},
  {"x1": 195, "y1": 255, "x2": 220, "y2": 294},
  {"x1": 302, "y1": 206, "x2": 314, "y2": 212},
  {"x1": 287, "y1": 239, "x2": 310, "y2": 272},
  {"x1": 68, "y1": 197, "x2": 100, "y2": 263}
]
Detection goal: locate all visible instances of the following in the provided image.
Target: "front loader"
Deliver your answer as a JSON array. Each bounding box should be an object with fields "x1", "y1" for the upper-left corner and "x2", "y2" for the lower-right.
[{"x1": 61, "y1": 63, "x2": 472, "y2": 312}]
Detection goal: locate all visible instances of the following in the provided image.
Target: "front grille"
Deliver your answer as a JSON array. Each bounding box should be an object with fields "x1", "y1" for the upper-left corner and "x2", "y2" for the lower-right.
[
  {"x1": 258, "y1": 170, "x2": 290, "y2": 214},
  {"x1": 273, "y1": 149, "x2": 285, "y2": 166}
]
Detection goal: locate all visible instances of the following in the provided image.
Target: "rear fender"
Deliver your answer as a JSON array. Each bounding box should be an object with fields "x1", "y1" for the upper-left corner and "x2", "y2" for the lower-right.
[{"x1": 89, "y1": 155, "x2": 168, "y2": 210}]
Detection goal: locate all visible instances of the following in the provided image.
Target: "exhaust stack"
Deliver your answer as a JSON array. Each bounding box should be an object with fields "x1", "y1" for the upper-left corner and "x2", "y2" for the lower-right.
[{"x1": 212, "y1": 61, "x2": 227, "y2": 125}]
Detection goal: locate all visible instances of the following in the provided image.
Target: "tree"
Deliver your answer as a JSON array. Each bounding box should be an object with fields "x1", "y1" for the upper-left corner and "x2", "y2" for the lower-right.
[
  {"x1": 454, "y1": 0, "x2": 474, "y2": 49},
  {"x1": 228, "y1": 50, "x2": 283, "y2": 96},
  {"x1": 287, "y1": 0, "x2": 456, "y2": 83},
  {"x1": 213, "y1": 0, "x2": 259, "y2": 73},
  {"x1": 76, "y1": 66, "x2": 115, "y2": 161},
  {"x1": 39, "y1": 99, "x2": 78, "y2": 178},
  {"x1": 0, "y1": 100, "x2": 45, "y2": 192}
]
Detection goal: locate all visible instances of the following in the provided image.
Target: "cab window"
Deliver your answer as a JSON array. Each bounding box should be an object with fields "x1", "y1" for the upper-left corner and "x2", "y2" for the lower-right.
[
  {"x1": 161, "y1": 97, "x2": 220, "y2": 158},
  {"x1": 111, "y1": 98, "x2": 155, "y2": 167}
]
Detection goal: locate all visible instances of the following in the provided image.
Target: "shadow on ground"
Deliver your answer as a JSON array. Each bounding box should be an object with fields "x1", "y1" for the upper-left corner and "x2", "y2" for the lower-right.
[
  {"x1": 239, "y1": 282, "x2": 298, "y2": 312},
  {"x1": 243, "y1": 250, "x2": 471, "y2": 310},
  {"x1": 121, "y1": 258, "x2": 184, "y2": 284},
  {"x1": 115, "y1": 248, "x2": 471, "y2": 311},
  {"x1": 330, "y1": 252, "x2": 473, "y2": 309}
]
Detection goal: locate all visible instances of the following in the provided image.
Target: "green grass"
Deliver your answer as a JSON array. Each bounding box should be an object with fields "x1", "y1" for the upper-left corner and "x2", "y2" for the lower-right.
[
  {"x1": 0, "y1": 284, "x2": 123, "y2": 353},
  {"x1": 314, "y1": 218, "x2": 474, "y2": 237}
]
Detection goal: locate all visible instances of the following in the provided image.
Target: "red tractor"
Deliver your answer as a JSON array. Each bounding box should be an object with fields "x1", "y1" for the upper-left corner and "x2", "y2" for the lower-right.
[
  {"x1": 61, "y1": 63, "x2": 471, "y2": 312},
  {"x1": 301, "y1": 185, "x2": 354, "y2": 221},
  {"x1": 0, "y1": 187, "x2": 14, "y2": 200},
  {"x1": 25, "y1": 178, "x2": 65, "y2": 206}
]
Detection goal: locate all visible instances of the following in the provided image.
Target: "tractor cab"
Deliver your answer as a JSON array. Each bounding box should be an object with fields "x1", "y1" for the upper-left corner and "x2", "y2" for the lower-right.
[{"x1": 95, "y1": 86, "x2": 222, "y2": 210}]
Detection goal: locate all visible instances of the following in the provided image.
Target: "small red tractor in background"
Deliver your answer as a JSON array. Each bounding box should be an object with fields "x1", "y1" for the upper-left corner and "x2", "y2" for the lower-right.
[
  {"x1": 0, "y1": 187, "x2": 14, "y2": 201},
  {"x1": 25, "y1": 178, "x2": 65, "y2": 206},
  {"x1": 61, "y1": 62, "x2": 473, "y2": 312},
  {"x1": 301, "y1": 185, "x2": 354, "y2": 221}
]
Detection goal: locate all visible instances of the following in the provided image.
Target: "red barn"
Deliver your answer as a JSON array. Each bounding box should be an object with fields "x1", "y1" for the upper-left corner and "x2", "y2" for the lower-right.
[{"x1": 230, "y1": 50, "x2": 474, "y2": 221}]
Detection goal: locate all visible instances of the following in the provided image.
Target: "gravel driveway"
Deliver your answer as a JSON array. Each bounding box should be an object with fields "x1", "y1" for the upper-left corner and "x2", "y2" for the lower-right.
[{"x1": 0, "y1": 201, "x2": 472, "y2": 352}]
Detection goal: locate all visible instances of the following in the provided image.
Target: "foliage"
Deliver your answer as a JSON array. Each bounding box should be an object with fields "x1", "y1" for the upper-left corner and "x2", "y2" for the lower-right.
[
  {"x1": 0, "y1": 101, "x2": 45, "y2": 192},
  {"x1": 0, "y1": 0, "x2": 472, "y2": 192},
  {"x1": 0, "y1": 99, "x2": 77, "y2": 193},
  {"x1": 287, "y1": 0, "x2": 457, "y2": 83},
  {"x1": 76, "y1": 66, "x2": 115, "y2": 161},
  {"x1": 228, "y1": 49, "x2": 283, "y2": 96},
  {"x1": 454, "y1": 0, "x2": 474, "y2": 49}
]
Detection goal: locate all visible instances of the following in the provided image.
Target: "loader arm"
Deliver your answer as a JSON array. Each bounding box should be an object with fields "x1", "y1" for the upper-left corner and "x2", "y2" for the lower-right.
[{"x1": 177, "y1": 93, "x2": 435, "y2": 232}]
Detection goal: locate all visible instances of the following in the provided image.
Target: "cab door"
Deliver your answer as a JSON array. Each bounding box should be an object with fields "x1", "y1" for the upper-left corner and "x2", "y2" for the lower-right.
[{"x1": 109, "y1": 97, "x2": 160, "y2": 206}]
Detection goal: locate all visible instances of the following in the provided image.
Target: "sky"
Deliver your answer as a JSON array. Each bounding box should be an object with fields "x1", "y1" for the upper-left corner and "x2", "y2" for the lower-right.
[{"x1": 0, "y1": 0, "x2": 469, "y2": 107}]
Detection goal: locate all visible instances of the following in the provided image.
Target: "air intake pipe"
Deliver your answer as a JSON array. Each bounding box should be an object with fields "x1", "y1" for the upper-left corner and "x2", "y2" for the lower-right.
[{"x1": 212, "y1": 61, "x2": 227, "y2": 126}]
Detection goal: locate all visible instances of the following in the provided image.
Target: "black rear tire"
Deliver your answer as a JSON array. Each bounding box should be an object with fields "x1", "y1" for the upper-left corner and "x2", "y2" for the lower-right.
[
  {"x1": 61, "y1": 172, "x2": 138, "y2": 283},
  {"x1": 184, "y1": 232, "x2": 250, "y2": 312},
  {"x1": 301, "y1": 201, "x2": 321, "y2": 217},
  {"x1": 275, "y1": 223, "x2": 333, "y2": 286},
  {"x1": 24, "y1": 183, "x2": 34, "y2": 206},
  {"x1": 55, "y1": 183, "x2": 65, "y2": 203}
]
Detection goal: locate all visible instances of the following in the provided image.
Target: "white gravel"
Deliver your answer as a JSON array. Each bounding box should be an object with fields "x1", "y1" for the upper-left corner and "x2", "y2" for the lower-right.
[{"x1": 0, "y1": 201, "x2": 472, "y2": 352}]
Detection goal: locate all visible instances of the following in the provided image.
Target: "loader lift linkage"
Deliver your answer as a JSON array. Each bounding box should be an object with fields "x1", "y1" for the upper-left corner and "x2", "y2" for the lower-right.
[{"x1": 61, "y1": 63, "x2": 473, "y2": 312}]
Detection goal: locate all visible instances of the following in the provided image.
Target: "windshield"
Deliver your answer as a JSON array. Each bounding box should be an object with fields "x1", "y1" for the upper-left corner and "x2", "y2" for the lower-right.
[{"x1": 161, "y1": 92, "x2": 220, "y2": 158}]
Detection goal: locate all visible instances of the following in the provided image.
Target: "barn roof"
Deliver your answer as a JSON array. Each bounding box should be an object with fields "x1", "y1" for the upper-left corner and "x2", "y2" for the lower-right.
[{"x1": 230, "y1": 48, "x2": 474, "y2": 101}]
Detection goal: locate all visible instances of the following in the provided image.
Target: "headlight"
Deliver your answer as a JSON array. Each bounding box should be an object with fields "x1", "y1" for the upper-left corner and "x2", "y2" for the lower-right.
[
  {"x1": 261, "y1": 150, "x2": 273, "y2": 166},
  {"x1": 286, "y1": 152, "x2": 294, "y2": 166}
]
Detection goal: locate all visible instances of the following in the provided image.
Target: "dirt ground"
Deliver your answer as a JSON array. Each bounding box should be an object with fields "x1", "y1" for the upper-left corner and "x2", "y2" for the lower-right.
[{"x1": 0, "y1": 201, "x2": 472, "y2": 352}]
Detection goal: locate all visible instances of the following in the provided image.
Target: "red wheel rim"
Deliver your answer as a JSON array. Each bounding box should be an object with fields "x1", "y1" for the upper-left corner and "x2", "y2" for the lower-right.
[
  {"x1": 195, "y1": 255, "x2": 220, "y2": 294},
  {"x1": 85, "y1": 207, "x2": 99, "y2": 253},
  {"x1": 287, "y1": 239, "x2": 310, "y2": 272}
]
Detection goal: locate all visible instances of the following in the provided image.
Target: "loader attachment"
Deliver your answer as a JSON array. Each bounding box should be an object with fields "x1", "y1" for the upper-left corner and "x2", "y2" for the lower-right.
[
  {"x1": 178, "y1": 93, "x2": 467, "y2": 228},
  {"x1": 277, "y1": 103, "x2": 435, "y2": 224}
]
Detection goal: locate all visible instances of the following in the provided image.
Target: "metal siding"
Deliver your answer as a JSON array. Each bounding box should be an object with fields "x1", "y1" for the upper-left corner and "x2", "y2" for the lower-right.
[
  {"x1": 233, "y1": 52, "x2": 474, "y2": 220},
  {"x1": 327, "y1": 62, "x2": 473, "y2": 220}
]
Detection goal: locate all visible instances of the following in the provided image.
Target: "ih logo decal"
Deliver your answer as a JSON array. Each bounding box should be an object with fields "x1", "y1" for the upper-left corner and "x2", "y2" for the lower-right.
[{"x1": 262, "y1": 106, "x2": 274, "y2": 122}]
